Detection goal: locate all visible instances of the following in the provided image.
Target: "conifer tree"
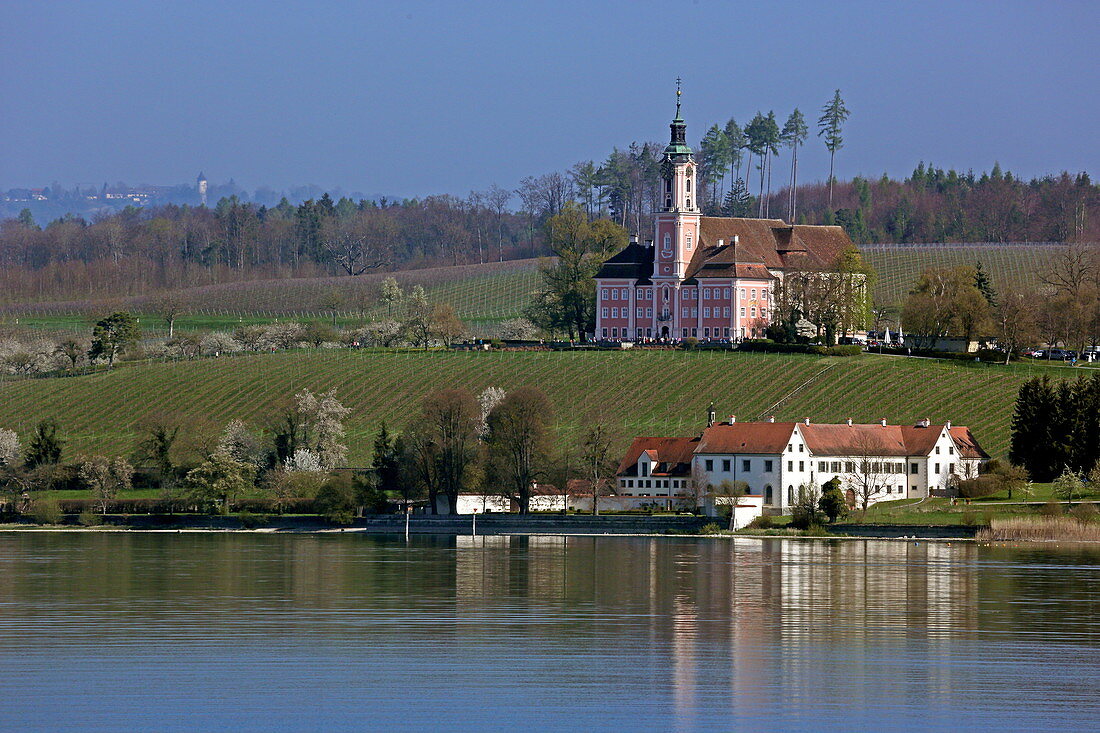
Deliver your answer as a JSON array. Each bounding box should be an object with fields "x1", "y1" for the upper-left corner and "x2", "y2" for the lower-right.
[
  {"x1": 974, "y1": 261, "x2": 998, "y2": 307},
  {"x1": 781, "y1": 109, "x2": 809, "y2": 222},
  {"x1": 818, "y1": 89, "x2": 851, "y2": 209}
]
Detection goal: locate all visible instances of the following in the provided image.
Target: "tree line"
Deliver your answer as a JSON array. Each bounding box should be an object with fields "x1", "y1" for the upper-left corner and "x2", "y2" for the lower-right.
[{"x1": 0, "y1": 384, "x2": 621, "y2": 522}]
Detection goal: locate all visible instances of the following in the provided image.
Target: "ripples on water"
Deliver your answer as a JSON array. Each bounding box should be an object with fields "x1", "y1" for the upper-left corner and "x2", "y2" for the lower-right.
[{"x1": 0, "y1": 533, "x2": 1097, "y2": 731}]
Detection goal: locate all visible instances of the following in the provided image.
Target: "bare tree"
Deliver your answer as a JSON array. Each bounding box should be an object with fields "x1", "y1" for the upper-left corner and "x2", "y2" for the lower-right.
[
  {"x1": 321, "y1": 210, "x2": 393, "y2": 276},
  {"x1": 413, "y1": 388, "x2": 481, "y2": 515},
  {"x1": 994, "y1": 287, "x2": 1039, "y2": 364},
  {"x1": 485, "y1": 387, "x2": 553, "y2": 514},
  {"x1": 580, "y1": 421, "x2": 616, "y2": 516},
  {"x1": 843, "y1": 435, "x2": 894, "y2": 513}
]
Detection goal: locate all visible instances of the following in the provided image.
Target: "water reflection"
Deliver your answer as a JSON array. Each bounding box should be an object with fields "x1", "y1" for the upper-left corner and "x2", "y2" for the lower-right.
[{"x1": 0, "y1": 533, "x2": 1097, "y2": 731}]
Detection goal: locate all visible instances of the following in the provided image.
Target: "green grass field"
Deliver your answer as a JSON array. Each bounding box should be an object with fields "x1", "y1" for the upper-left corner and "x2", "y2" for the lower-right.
[{"x1": 0, "y1": 349, "x2": 1075, "y2": 466}]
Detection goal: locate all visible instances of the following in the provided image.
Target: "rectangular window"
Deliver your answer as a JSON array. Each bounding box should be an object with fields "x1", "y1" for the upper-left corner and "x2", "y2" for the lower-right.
[
  {"x1": 830, "y1": 461, "x2": 841, "y2": 472},
  {"x1": 935, "y1": 463, "x2": 941, "y2": 474},
  {"x1": 936, "y1": 446, "x2": 940, "y2": 454},
  {"x1": 682, "y1": 328, "x2": 688, "y2": 338},
  {"x1": 799, "y1": 461, "x2": 804, "y2": 471},
  {"x1": 765, "y1": 460, "x2": 773, "y2": 472},
  {"x1": 646, "y1": 308, "x2": 653, "y2": 318},
  {"x1": 611, "y1": 307, "x2": 617, "y2": 318},
  {"x1": 692, "y1": 308, "x2": 698, "y2": 317},
  {"x1": 691, "y1": 328, "x2": 698, "y2": 337},
  {"x1": 703, "y1": 307, "x2": 711, "y2": 318},
  {"x1": 740, "y1": 307, "x2": 746, "y2": 317},
  {"x1": 798, "y1": 445, "x2": 804, "y2": 453},
  {"x1": 601, "y1": 289, "x2": 608, "y2": 299},
  {"x1": 601, "y1": 308, "x2": 608, "y2": 318},
  {"x1": 611, "y1": 327, "x2": 618, "y2": 337},
  {"x1": 910, "y1": 462, "x2": 918, "y2": 475},
  {"x1": 682, "y1": 290, "x2": 689, "y2": 301},
  {"x1": 724, "y1": 328, "x2": 730, "y2": 338},
  {"x1": 641, "y1": 462, "x2": 649, "y2": 477},
  {"x1": 751, "y1": 307, "x2": 757, "y2": 317},
  {"x1": 705, "y1": 459, "x2": 714, "y2": 471},
  {"x1": 601, "y1": 328, "x2": 607, "y2": 338},
  {"x1": 761, "y1": 289, "x2": 768, "y2": 300},
  {"x1": 636, "y1": 328, "x2": 643, "y2": 338},
  {"x1": 704, "y1": 288, "x2": 711, "y2": 299},
  {"x1": 949, "y1": 446, "x2": 955, "y2": 455},
  {"x1": 741, "y1": 459, "x2": 751, "y2": 472},
  {"x1": 636, "y1": 308, "x2": 643, "y2": 318},
  {"x1": 949, "y1": 463, "x2": 955, "y2": 474},
  {"x1": 703, "y1": 327, "x2": 711, "y2": 338},
  {"x1": 845, "y1": 461, "x2": 855, "y2": 472},
  {"x1": 724, "y1": 307, "x2": 731, "y2": 317},
  {"x1": 751, "y1": 289, "x2": 757, "y2": 299},
  {"x1": 724, "y1": 288, "x2": 731, "y2": 299},
  {"x1": 818, "y1": 461, "x2": 827, "y2": 472},
  {"x1": 740, "y1": 289, "x2": 746, "y2": 300},
  {"x1": 788, "y1": 460, "x2": 793, "y2": 471},
  {"x1": 722, "y1": 459, "x2": 731, "y2": 471}
]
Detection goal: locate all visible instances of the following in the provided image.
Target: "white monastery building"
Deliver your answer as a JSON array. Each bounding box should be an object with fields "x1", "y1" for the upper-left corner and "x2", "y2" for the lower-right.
[
  {"x1": 595, "y1": 88, "x2": 854, "y2": 342},
  {"x1": 614, "y1": 414, "x2": 989, "y2": 520}
]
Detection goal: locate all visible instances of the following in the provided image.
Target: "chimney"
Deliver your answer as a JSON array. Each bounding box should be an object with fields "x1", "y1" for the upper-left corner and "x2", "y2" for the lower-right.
[
  {"x1": 767, "y1": 415, "x2": 775, "y2": 423},
  {"x1": 729, "y1": 415, "x2": 736, "y2": 424},
  {"x1": 921, "y1": 417, "x2": 931, "y2": 428},
  {"x1": 707, "y1": 403, "x2": 716, "y2": 428},
  {"x1": 629, "y1": 234, "x2": 638, "y2": 245},
  {"x1": 803, "y1": 417, "x2": 810, "y2": 426},
  {"x1": 644, "y1": 238, "x2": 654, "y2": 248},
  {"x1": 846, "y1": 418, "x2": 853, "y2": 427},
  {"x1": 880, "y1": 417, "x2": 888, "y2": 427},
  {"x1": 945, "y1": 420, "x2": 952, "y2": 429},
  {"x1": 717, "y1": 238, "x2": 724, "y2": 247},
  {"x1": 732, "y1": 235, "x2": 739, "y2": 245}
]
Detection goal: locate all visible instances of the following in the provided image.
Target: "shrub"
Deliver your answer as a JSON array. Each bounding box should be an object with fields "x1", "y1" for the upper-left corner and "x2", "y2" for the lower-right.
[
  {"x1": 1070, "y1": 503, "x2": 1099, "y2": 524},
  {"x1": 747, "y1": 514, "x2": 774, "y2": 530},
  {"x1": 30, "y1": 499, "x2": 63, "y2": 525},
  {"x1": 958, "y1": 475, "x2": 999, "y2": 499},
  {"x1": 77, "y1": 509, "x2": 102, "y2": 526},
  {"x1": 698, "y1": 522, "x2": 723, "y2": 535},
  {"x1": 961, "y1": 510, "x2": 979, "y2": 526},
  {"x1": 1040, "y1": 499, "x2": 1064, "y2": 517},
  {"x1": 680, "y1": 337, "x2": 699, "y2": 350}
]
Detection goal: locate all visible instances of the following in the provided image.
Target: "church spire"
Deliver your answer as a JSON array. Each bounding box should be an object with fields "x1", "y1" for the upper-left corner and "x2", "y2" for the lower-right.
[{"x1": 666, "y1": 78, "x2": 691, "y2": 156}]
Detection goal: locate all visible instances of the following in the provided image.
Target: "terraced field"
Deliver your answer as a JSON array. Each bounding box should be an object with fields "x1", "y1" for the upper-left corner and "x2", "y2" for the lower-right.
[
  {"x1": 0, "y1": 349, "x2": 1065, "y2": 465},
  {"x1": 864, "y1": 242, "x2": 1066, "y2": 305}
]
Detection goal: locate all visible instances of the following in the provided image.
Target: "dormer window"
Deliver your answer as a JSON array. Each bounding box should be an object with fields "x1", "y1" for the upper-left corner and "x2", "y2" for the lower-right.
[{"x1": 641, "y1": 461, "x2": 649, "y2": 477}]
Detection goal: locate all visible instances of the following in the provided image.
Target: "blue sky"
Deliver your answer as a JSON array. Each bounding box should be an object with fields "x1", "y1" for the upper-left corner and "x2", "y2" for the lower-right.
[{"x1": 2, "y1": 0, "x2": 1097, "y2": 198}]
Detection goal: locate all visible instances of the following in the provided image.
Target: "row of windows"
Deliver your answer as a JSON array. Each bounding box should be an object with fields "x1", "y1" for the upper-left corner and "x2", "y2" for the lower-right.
[
  {"x1": 601, "y1": 306, "x2": 762, "y2": 320},
  {"x1": 704, "y1": 458, "x2": 777, "y2": 473},
  {"x1": 600, "y1": 287, "x2": 770, "y2": 302},
  {"x1": 622, "y1": 478, "x2": 685, "y2": 490},
  {"x1": 817, "y1": 461, "x2": 906, "y2": 474},
  {"x1": 600, "y1": 326, "x2": 762, "y2": 339}
]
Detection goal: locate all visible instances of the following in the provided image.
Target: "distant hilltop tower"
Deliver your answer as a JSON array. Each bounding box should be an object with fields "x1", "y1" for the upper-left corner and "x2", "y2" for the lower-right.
[{"x1": 197, "y1": 171, "x2": 208, "y2": 206}]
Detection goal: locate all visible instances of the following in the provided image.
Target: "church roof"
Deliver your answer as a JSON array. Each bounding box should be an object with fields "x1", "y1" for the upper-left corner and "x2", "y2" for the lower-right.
[{"x1": 594, "y1": 217, "x2": 854, "y2": 283}]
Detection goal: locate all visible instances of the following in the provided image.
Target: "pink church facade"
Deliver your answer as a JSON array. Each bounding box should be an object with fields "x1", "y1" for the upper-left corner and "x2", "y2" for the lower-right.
[{"x1": 595, "y1": 96, "x2": 853, "y2": 342}]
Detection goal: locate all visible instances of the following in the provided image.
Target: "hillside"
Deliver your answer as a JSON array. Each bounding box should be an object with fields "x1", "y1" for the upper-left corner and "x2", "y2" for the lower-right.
[
  {"x1": 0, "y1": 349, "x2": 1056, "y2": 465},
  {"x1": 863, "y1": 242, "x2": 1066, "y2": 306}
]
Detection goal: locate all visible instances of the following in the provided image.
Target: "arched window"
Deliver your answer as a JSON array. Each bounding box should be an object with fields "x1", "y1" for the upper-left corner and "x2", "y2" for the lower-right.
[
  {"x1": 665, "y1": 178, "x2": 672, "y2": 193},
  {"x1": 788, "y1": 486, "x2": 795, "y2": 505},
  {"x1": 663, "y1": 233, "x2": 671, "y2": 251},
  {"x1": 686, "y1": 178, "x2": 692, "y2": 192},
  {"x1": 765, "y1": 485, "x2": 773, "y2": 504}
]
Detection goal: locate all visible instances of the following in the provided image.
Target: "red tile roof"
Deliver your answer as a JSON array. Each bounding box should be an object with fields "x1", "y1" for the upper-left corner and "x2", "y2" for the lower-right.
[
  {"x1": 696, "y1": 422, "x2": 797, "y2": 454},
  {"x1": 617, "y1": 436, "x2": 699, "y2": 476},
  {"x1": 949, "y1": 426, "x2": 990, "y2": 459}
]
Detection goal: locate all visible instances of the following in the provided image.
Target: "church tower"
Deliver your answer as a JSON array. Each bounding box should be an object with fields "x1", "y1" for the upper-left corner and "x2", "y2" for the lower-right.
[
  {"x1": 197, "y1": 171, "x2": 208, "y2": 207},
  {"x1": 653, "y1": 80, "x2": 700, "y2": 285}
]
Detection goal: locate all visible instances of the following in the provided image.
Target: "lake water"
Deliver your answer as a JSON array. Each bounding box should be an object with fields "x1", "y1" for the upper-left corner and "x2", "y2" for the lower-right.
[{"x1": 0, "y1": 532, "x2": 1097, "y2": 731}]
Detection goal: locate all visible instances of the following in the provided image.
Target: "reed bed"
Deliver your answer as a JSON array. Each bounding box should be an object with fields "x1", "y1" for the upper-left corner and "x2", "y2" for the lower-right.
[{"x1": 978, "y1": 516, "x2": 1100, "y2": 542}]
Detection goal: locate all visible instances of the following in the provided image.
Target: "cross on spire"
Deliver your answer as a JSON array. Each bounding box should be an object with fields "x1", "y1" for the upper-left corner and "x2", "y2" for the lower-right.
[{"x1": 675, "y1": 77, "x2": 682, "y2": 117}]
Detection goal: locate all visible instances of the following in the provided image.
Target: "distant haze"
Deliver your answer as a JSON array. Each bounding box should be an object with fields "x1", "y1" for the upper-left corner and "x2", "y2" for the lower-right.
[{"x1": 2, "y1": 0, "x2": 1097, "y2": 197}]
